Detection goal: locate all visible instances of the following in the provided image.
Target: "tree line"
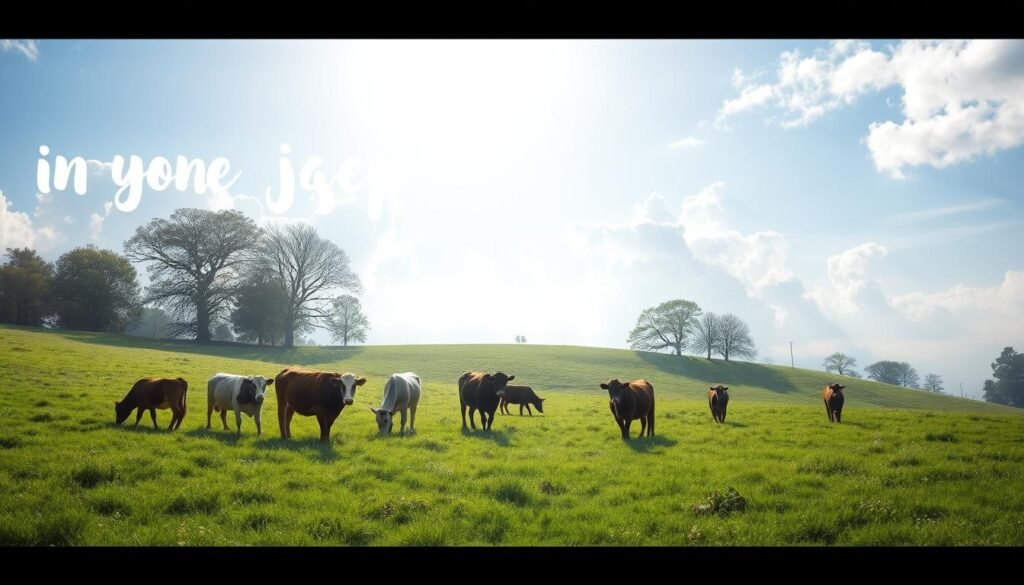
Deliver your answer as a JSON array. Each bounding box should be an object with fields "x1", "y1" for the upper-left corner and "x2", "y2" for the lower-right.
[
  {"x1": 627, "y1": 299, "x2": 756, "y2": 361},
  {"x1": 0, "y1": 208, "x2": 369, "y2": 348}
]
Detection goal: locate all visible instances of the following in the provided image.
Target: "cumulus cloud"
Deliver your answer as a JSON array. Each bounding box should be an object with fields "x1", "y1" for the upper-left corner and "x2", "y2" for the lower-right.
[
  {"x1": 1, "y1": 190, "x2": 56, "y2": 251},
  {"x1": 718, "y1": 39, "x2": 1024, "y2": 178},
  {"x1": 1, "y1": 39, "x2": 39, "y2": 61},
  {"x1": 805, "y1": 242, "x2": 888, "y2": 315}
]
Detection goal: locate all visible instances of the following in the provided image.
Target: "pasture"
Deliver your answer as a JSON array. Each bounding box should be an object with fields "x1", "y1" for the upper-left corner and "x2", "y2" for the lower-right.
[{"x1": 1, "y1": 324, "x2": 1022, "y2": 545}]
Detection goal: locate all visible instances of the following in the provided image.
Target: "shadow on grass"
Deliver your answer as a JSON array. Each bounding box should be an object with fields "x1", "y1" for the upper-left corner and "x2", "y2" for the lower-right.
[
  {"x1": 254, "y1": 437, "x2": 340, "y2": 462},
  {"x1": 624, "y1": 435, "x2": 678, "y2": 452},
  {"x1": 725, "y1": 420, "x2": 750, "y2": 428},
  {"x1": 49, "y1": 327, "x2": 364, "y2": 367},
  {"x1": 110, "y1": 422, "x2": 175, "y2": 434},
  {"x1": 459, "y1": 427, "x2": 510, "y2": 447},
  {"x1": 184, "y1": 428, "x2": 245, "y2": 445},
  {"x1": 635, "y1": 351, "x2": 798, "y2": 394}
]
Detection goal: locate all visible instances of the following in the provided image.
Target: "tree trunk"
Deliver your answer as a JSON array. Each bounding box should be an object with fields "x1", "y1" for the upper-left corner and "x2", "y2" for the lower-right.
[
  {"x1": 707, "y1": 347, "x2": 712, "y2": 359},
  {"x1": 196, "y1": 300, "x2": 211, "y2": 343},
  {"x1": 284, "y1": 324, "x2": 295, "y2": 348}
]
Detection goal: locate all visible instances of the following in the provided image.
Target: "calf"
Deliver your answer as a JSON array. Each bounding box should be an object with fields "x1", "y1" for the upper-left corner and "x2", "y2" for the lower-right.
[
  {"x1": 207, "y1": 373, "x2": 274, "y2": 436},
  {"x1": 823, "y1": 383, "x2": 846, "y2": 423},
  {"x1": 459, "y1": 371, "x2": 514, "y2": 431},
  {"x1": 499, "y1": 385, "x2": 545, "y2": 416},
  {"x1": 115, "y1": 377, "x2": 188, "y2": 431},
  {"x1": 275, "y1": 368, "x2": 365, "y2": 441},
  {"x1": 601, "y1": 378, "x2": 655, "y2": 439},
  {"x1": 370, "y1": 372, "x2": 421, "y2": 436},
  {"x1": 708, "y1": 385, "x2": 729, "y2": 423}
]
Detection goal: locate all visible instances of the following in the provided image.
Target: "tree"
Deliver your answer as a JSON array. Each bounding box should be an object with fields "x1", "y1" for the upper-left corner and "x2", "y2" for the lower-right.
[
  {"x1": 714, "y1": 313, "x2": 757, "y2": 361},
  {"x1": 823, "y1": 352, "x2": 858, "y2": 376},
  {"x1": 52, "y1": 246, "x2": 142, "y2": 332},
  {"x1": 627, "y1": 299, "x2": 702, "y2": 356},
  {"x1": 923, "y1": 373, "x2": 944, "y2": 393},
  {"x1": 257, "y1": 223, "x2": 362, "y2": 348},
  {"x1": 983, "y1": 347, "x2": 1024, "y2": 407},
  {"x1": 0, "y1": 248, "x2": 53, "y2": 326},
  {"x1": 521, "y1": 335, "x2": 526, "y2": 344},
  {"x1": 515, "y1": 335, "x2": 522, "y2": 343},
  {"x1": 865, "y1": 361, "x2": 903, "y2": 385},
  {"x1": 212, "y1": 322, "x2": 235, "y2": 342},
  {"x1": 126, "y1": 306, "x2": 173, "y2": 339},
  {"x1": 123, "y1": 208, "x2": 260, "y2": 342},
  {"x1": 325, "y1": 294, "x2": 369, "y2": 347},
  {"x1": 230, "y1": 272, "x2": 290, "y2": 346},
  {"x1": 865, "y1": 360, "x2": 918, "y2": 386},
  {"x1": 691, "y1": 312, "x2": 720, "y2": 360},
  {"x1": 845, "y1": 370, "x2": 863, "y2": 379}
]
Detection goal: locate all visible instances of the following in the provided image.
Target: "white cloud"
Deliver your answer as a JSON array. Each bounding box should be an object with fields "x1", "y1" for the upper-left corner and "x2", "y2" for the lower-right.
[
  {"x1": 888, "y1": 198, "x2": 1004, "y2": 223},
  {"x1": 34, "y1": 192, "x2": 53, "y2": 217},
  {"x1": 89, "y1": 213, "x2": 105, "y2": 242},
  {"x1": 87, "y1": 159, "x2": 113, "y2": 176},
  {"x1": 1, "y1": 39, "x2": 39, "y2": 62},
  {"x1": 679, "y1": 181, "x2": 793, "y2": 295},
  {"x1": 0, "y1": 190, "x2": 49, "y2": 251},
  {"x1": 669, "y1": 137, "x2": 704, "y2": 150},
  {"x1": 805, "y1": 242, "x2": 888, "y2": 314},
  {"x1": 718, "y1": 39, "x2": 1024, "y2": 177}
]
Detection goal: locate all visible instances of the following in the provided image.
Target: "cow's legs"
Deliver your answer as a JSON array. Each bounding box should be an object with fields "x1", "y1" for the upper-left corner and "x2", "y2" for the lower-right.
[
  {"x1": 284, "y1": 407, "x2": 295, "y2": 439},
  {"x1": 460, "y1": 399, "x2": 468, "y2": 429},
  {"x1": 254, "y1": 411, "x2": 262, "y2": 437},
  {"x1": 134, "y1": 406, "x2": 145, "y2": 427},
  {"x1": 149, "y1": 408, "x2": 158, "y2": 429},
  {"x1": 640, "y1": 416, "x2": 647, "y2": 436},
  {"x1": 835, "y1": 409, "x2": 841, "y2": 424},
  {"x1": 469, "y1": 407, "x2": 477, "y2": 430},
  {"x1": 206, "y1": 401, "x2": 213, "y2": 430},
  {"x1": 622, "y1": 419, "x2": 632, "y2": 440},
  {"x1": 220, "y1": 409, "x2": 229, "y2": 430},
  {"x1": 277, "y1": 401, "x2": 288, "y2": 438},
  {"x1": 526, "y1": 404, "x2": 533, "y2": 416},
  {"x1": 168, "y1": 408, "x2": 178, "y2": 431},
  {"x1": 399, "y1": 409, "x2": 407, "y2": 434},
  {"x1": 824, "y1": 400, "x2": 833, "y2": 422},
  {"x1": 235, "y1": 409, "x2": 243, "y2": 434},
  {"x1": 408, "y1": 403, "x2": 417, "y2": 434},
  {"x1": 318, "y1": 412, "x2": 340, "y2": 442},
  {"x1": 720, "y1": 408, "x2": 726, "y2": 424}
]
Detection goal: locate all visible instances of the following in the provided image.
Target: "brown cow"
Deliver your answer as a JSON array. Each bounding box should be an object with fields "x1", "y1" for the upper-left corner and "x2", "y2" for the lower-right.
[
  {"x1": 601, "y1": 378, "x2": 655, "y2": 439},
  {"x1": 459, "y1": 371, "x2": 514, "y2": 431},
  {"x1": 823, "y1": 383, "x2": 846, "y2": 423},
  {"x1": 499, "y1": 385, "x2": 545, "y2": 416},
  {"x1": 708, "y1": 385, "x2": 729, "y2": 423},
  {"x1": 115, "y1": 377, "x2": 188, "y2": 430},
  {"x1": 275, "y1": 368, "x2": 365, "y2": 441}
]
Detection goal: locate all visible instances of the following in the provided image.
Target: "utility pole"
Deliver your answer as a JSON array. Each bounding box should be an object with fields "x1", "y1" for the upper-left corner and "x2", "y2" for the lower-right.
[
  {"x1": 789, "y1": 341, "x2": 794, "y2": 368},
  {"x1": 960, "y1": 383, "x2": 964, "y2": 398}
]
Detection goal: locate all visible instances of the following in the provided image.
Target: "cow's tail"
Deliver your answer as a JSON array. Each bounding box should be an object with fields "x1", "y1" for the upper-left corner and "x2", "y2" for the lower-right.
[{"x1": 177, "y1": 378, "x2": 188, "y2": 413}]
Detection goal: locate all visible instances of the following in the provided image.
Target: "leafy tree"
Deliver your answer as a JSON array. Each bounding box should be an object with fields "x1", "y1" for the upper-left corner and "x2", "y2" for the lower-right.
[
  {"x1": 325, "y1": 294, "x2": 369, "y2": 347},
  {"x1": 230, "y1": 272, "x2": 289, "y2": 346},
  {"x1": 212, "y1": 322, "x2": 235, "y2": 342},
  {"x1": 126, "y1": 306, "x2": 173, "y2": 339},
  {"x1": 0, "y1": 248, "x2": 53, "y2": 326},
  {"x1": 627, "y1": 299, "x2": 702, "y2": 356},
  {"x1": 52, "y1": 246, "x2": 142, "y2": 332},
  {"x1": 866, "y1": 360, "x2": 918, "y2": 387},
  {"x1": 983, "y1": 347, "x2": 1024, "y2": 407}
]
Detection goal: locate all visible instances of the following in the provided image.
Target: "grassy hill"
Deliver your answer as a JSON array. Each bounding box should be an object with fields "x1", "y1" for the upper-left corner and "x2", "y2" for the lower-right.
[{"x1": 1, "y1": 325, "x2": 1022, "y2": 545}]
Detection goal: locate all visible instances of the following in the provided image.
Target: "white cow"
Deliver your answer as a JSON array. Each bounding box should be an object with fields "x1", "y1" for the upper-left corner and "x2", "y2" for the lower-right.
[
  {"x1": 370, "y1": 372, "x2": 421, "y2": 435},
  {"x1": 206, "y1": 373, "x2": 274, "y2": 436}
]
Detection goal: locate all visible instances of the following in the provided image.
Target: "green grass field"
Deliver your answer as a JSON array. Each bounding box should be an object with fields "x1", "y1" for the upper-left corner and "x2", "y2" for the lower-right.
[{"x1": 1, "y1": 324, "x2": 1022, "y2": 545}]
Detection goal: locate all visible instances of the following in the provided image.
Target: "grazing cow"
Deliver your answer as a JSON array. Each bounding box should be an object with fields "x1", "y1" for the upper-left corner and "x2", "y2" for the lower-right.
[
  {"x1": 275, "y1": 368, "x2": 365, "y2": 441},
  {"x1": 459, "y1": 371, "x2": 514, "y2": 431},
  {"x1": 206, "y1": 373, "x2": 275, "y2": 436},
  {"x1": 370, "y1": 372, "x2": 421, "y2": 436},
  {"x1": 499, "y1": 385, "x2": 545, "y2": 416},
  {"x1": 823, "y1": 383, "x2": 846, "y2": 423},
  {"x1": 115, "y1": 377, "x2": 188, "y2": 431},
  {"x1": 601, "y1": 378, "x2": 655, "y2": 439},
  {"x1": 708, "y1": 385, "x2": 729, "y2": 423}
]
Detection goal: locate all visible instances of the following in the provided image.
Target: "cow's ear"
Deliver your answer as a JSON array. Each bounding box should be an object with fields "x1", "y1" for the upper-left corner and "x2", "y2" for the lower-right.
[
  {"x1": 837, "y1": 385, "x2": 845, "y2": 390},
  {"x1": 600, "y1": 383, "x2": 609, "y2": 390},
  {"x1": 355, "y1": 377, "x2": 367, "y2": 386},
  {"x1": 507, "y1": 375, "x2": 515, "y2": 381},
  {"x1": 540, "y1": 398, "x2": 546, "y2": 401},
  {"x1": 723, "y1": 386, "x2": 729, "y2": 391},
  {"x1": 710, "y1": 386, "x2": 716, "y2": 391},
  {"x1": 369, "y1": 407, "x2": 379, "y2": 414},
  {"x1": 265, "y1": 378, "x2": 274, "y2": 386},
  {"x1": 483, "y1": 374, "x2": 492, "y2": 381}
]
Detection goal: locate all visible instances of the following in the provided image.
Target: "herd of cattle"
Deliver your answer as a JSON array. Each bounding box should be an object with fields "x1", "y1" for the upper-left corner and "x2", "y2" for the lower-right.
[{"x1": 113, "y1": 368, "x2": 850, "y2": 440}]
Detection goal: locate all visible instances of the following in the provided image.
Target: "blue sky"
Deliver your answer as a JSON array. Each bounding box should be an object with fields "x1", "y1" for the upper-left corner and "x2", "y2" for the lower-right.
[{"x1": 2, "y1": 39, "x2": 1022, "y2": 398}]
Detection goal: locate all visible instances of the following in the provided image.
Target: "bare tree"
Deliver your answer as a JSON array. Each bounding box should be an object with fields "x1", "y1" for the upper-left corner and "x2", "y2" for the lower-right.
[
  {"x1": 326, "y1": 294, "x2": 370, "y2": 346},
  {"x1": 923, "y1": 373, "x2": 944, "y2": 393},
  {"x1": 823, "y1": 352, "x2": 858, "y2": 376},
  {"x1": 714, "y1": 313, "x2": 756, "y2": 361},
  {"x1": 898, "y1": 362, "x2": 920, "y2": 388},
  {"x1": 627, "y1": 299, "x2": 702, "y2": 356},
  {"x1": 124, "y1": 209, "x2": 260, "y2": 342},
  {"x1": 258, "y1": 223, "x2": 362, "y2": 348},
  {"x1": 691, "y1": 311, "x2": 719, "y2": 360}
]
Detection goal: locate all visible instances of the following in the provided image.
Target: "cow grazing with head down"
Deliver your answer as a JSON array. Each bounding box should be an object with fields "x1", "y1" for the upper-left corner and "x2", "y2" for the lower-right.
[
  {"x1": 459, "y1": 371, "x2": 514, "y2": 431},
  {"x1": 601, "y1": 378, "x2": 655, "y2": 439},
  {"x1": 499, "y1": 385, "x2": 545, "y2": 416},
  {"x1": 370, "y1": 372, "x2": 421, "y2": 436},
  {"x1": 275, "y1": 368, "x2": 365, "y2": 441},
  {"x1": 206, "y1": 373, "x2": 274, "y2": 436},
  {"x1": 708, "y1": 385, "x2": 729, "y2": 423},
  {"x1": 115, "y1": 377, "x2": 188, "y2": 430},
  {"x1": 823, "y1": 383, "x2": 846, "y2": 423}
]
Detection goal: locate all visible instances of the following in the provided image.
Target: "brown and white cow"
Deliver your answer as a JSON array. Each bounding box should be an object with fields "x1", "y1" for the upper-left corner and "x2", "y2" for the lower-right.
[
  {"x1": 823, "y1": 383, "x2": 846, "y2": 423},
  {"x1": 601, "y1": 378, "x2": 655, "y2": 439},
  {"x1": 708, "y1": 385, "x2": 729, "y2": 423},
  {"x1": 275, "y1": 368, "x2": 365, "y2": 441},
  {"x1": 115, "y1": 377, "x2": 188, "y2": 430},
  {"x1": 458, "y1": 371, "x2": 514, "y2": 431}
]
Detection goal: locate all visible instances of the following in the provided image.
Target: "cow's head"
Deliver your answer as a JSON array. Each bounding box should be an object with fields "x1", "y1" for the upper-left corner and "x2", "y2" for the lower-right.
[
  {"x1": 535, "y1": 397, "x2": 545, "y2": 414},
  {"x1": 490, "y1": 372, "x2": 515, "y2": 398},
  {"x1": 238, "y1": 376, "x2": 274, "y2": 406},
  {"x1": 369, "y1": 407, "x2": 395, "y2": 435},
  {"x1": 114, "y1": 400, "x2": 133, "y2": 425},
  {"x1": 601, "y1": 379, "x2": 630, "y2": 408},
  {"x1": 710, "y1": 385, "x2": 729, "y2": 399},
  {"x1": 829, "y1": 383, "x2": 846, "y2": 394},
  {"x1": 340, "y1": 373, "x2": 366, "y2": 406}
]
